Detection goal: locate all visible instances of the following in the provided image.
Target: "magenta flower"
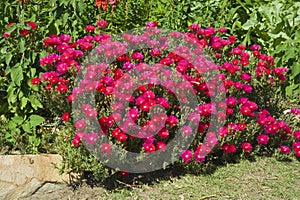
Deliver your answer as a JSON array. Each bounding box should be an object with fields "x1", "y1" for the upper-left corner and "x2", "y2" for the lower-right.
[
  {"x1": 279, "y1": 146, "x2": 290, "y2": 154},
  {"x1": 143, "y1": 143, "x2": 156, "y2": 153},
  {"x1": 257, "y1": 134, "x2": 269, "y2": 145},
  {"x1": 241, "y1": 142, "x2": 252, "y2": 152},
  {"x1": 3, "y1": 32, "x2": 10, "y2": 38},
  {"x1": 194, "y1": 150, "x2": 205, "y2": 162},
  {"x1": 291, "y1": 108, "x2": 300, "y2": 115},
  {"x1": 293, "y1": 131, "x2": 300, "y2": 141},
  {"x1": 181, "y1": 150, "x2": 193, "y2": 163},
  {"x1": 156, "y1": 141, "x2": 167, "y2": 151},
  {"x1": 158, "y1": 128, "x2": 169, "y2": 139},
  {"x1": 85, "y1": 25, "x2": 95, "y2": 32},
  {"x1": 97, "y1": 20, "x2": 108, "y2": 28}
]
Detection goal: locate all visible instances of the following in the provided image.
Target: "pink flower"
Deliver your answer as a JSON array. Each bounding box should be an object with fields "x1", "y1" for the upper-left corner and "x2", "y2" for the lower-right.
[
  {"x1": 257, "y1": 134, "x2": 269, "y2": 145},
  {"x1": 221, "y1": 143, "x2": 236, "y2": 153},
  {"x1": 240, "y1": 73, "x2": 252, "y2": 82},
  {"x1": 243, "y1": 84, "x2": 253, "y2": 93},
  {"x1": 250, "y1": 44, "x2": 261, "y2": 51},
  {"x1": 241, "y1": 142, "x2": 252, "y2": 152},
  {"x1": 218, "y1": 27, "x2": 227, "y2": 33},
  {"x1": 84, "y1": 132, "x2": 99, "y2": 145},
  {"x1": 84, "y1": 108, "x2": 98, "y2": 119},
  {"x1": 100, "y1": 143, "x2": 112, "y2": 154},
  {"x1": 156, "y1": 141, "x2": 167, "y2": 151},
  {"x1": 97, "y1": 20, "x2": 108, "y2": 29},
  {"x1": 293, "y1": 142, "x2": 300, "y2": 150},
  {"x1": 158, "y1": 128, "x2": 169, "y2": 139},
  {"x1": 74, "y1": 119, "x2": 87, "y2": 130},
  {"x1": 116, "y1": 132, "x2": 127, "y2": 142},
  {"x1": 167, "y1": 115, "x2": 178, "y2": 127},
  {"x1": 143, "y1": 143, "x2": 156, "y2": 153},
  {"x1": 291, "y1": 108, "x2": 300, "y2": 115},
  {"x1": 146, "y1": 21, "x2": 158, "y2": 27},
  {"x1": 279, "y1": 146, "x2": 290, "y2": 154},
  {"x1": 181, "y1": 150, "x2": 193, "y2": 163},
  {"x1": 3, "y1": 32, "x2": 10, "y2": 38},
  {"x1": 293, "y1": 131, "x2": 300, "y2": 141},
  {"x1": 188, "y1": 24, "x2": 200, "y2": 31},
  {"x1": 85, "y1": 25, "x2": 95, "y2": 32},
  {"x1": 131, "y1": 52, "x2": 144, "y2": 60},
  {"x1": 226, "y1": 96, "x2": 237, "y2": 107},
  {"x1": 194, "y1": 150, "x2": 205, "y2": 162},
  {"x1": 240, "y1": 105, "x2": 254, "y2": 117},
  {"x1": 181, "y1": 125, "x2": 193, "y2": 137}
]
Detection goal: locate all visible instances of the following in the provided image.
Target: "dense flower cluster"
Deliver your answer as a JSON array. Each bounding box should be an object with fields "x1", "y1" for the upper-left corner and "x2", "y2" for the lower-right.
[{"x1": 34, "y1": 20, "x2": 300, "y2": 169}]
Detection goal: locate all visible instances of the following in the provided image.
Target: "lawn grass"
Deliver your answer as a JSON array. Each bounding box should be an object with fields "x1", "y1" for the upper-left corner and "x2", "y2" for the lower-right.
[{"x1": 61, "y1": 156, "x2": 299, "y2": 200}]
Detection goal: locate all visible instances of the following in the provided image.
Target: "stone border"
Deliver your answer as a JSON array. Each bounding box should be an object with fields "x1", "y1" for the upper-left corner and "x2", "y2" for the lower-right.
[{"x1": 0, "y1": 154, "x2": 71, "y2": 199}]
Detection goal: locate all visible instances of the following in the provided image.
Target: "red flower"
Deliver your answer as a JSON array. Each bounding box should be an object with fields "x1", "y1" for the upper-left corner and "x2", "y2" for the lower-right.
[
  {"x1": 25, "y1": 21, "x2": 37, "y2": 31},
  {"x1": 72, "y1": 135, "x2": 81, "y2": 147},
  {"x1": 56, "y1": 84, "x2": 68, "y2": 93},
  {"x1": 62, "y1": 112, "x2": 70, "y2": 122},
  {"x1": 120, "y1": 171, "x2": 129, "y2": 177},
  {"x1": 30, "y1": 77, "x2": 41, "y2": 85},
  {"x1": 20, "y1": 29, "x2": 30, "y2": 36}
]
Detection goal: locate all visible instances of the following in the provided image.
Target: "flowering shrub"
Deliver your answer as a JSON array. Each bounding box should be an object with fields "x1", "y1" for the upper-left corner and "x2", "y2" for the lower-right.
[{"x1": 35, "y1": 20, "x2": 299, "y2": 178}]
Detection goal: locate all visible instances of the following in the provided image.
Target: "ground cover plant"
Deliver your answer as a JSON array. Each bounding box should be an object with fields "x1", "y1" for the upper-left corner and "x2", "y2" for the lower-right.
[
  {"x1": 32, "y1": 20, "x2": 300, "y2": 180},
  {"x1": 0, "y1": 0, "x2": 299, "y2": 189}
]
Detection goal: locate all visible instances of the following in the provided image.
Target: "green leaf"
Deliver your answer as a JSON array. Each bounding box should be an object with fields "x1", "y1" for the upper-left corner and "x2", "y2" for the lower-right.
[
  {"x1": 7, "y1": 120, "x2": 17, "y2": 130},
  {"x1": 291, "y1": 63, "x2": 300, "y2": 78},
  {"x1": 20, "y1": 39, "x2": 25, "y2": 53},
  {"x1": 29, "y1": 114, "x2": 45, "y2": 127},
  {"x1": 12, "y1": 116, "x2": 24, "y2": 125},
  {"x1": 10, "y1": 65, "x2": 23, "y2": 86},
  {"x1": 5, "y1": 53, "x2": 12, "y2": 66},
  {"x1": 242, "y1": 12, "x2": 257, "y2": 30},
  {"x1": 29, "y1": 95, "x2": 43, "y2": 110},
  {"x1": 62, "y1": 13, "x2": 69, "y2": 26},
  {"x1": 22, "y1": 122, "x2": 32, "y2": 133},
  {"x1": 285, "y1": 47, "x2": 296, "y2": 61},
  {"x1": 21, "y1": 97, "x2": 28, "y2": 110},
  {"x1": 285, "y1": 84, "x2": 298, "y2": 96}
]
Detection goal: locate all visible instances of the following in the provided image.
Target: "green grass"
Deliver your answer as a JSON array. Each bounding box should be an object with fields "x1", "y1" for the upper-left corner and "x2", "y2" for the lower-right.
[{"x1": 61, "y1": 157, "x2": 299, "y2": 200}]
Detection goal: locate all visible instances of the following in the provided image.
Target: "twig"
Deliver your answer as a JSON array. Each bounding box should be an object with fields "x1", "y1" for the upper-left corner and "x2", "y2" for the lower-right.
[
  {"x1": 199, "y1": 194, "x2": 217, "y2": 200},
  {"x1": 116, "y1": 180, "x2": 141, "y2": 188}
]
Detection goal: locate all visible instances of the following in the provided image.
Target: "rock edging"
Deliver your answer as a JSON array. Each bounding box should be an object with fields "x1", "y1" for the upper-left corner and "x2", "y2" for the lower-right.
[{"x1": 0, "y1": 154, "x2": 71, "y2": 199}]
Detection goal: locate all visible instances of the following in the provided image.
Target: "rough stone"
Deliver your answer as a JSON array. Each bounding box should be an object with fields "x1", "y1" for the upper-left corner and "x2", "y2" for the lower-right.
[{"x1": 0, "y1": 154, "x2": 71, "y2": 199}]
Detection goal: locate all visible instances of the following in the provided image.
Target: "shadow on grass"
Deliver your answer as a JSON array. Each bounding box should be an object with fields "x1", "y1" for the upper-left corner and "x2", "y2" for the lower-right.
[{"x1": 69, "y1": 153, "x2": 281, "y2": 191}]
